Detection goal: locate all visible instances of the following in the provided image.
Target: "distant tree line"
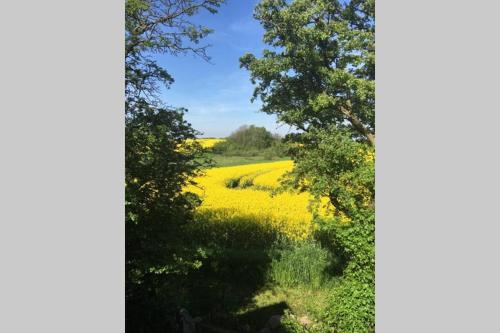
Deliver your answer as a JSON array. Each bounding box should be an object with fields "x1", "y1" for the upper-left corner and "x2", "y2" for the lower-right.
[{"x1": 212, "y1": 125, "x2": 288, "y2": 159}]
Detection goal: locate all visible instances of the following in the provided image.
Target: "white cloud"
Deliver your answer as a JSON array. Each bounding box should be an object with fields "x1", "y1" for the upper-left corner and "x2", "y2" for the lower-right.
[{"x1": 228, "y1": 19, "x2": 262, "y2": 34}]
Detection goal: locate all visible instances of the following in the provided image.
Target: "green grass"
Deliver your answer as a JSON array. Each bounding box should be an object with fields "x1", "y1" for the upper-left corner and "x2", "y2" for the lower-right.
[
  {"x1": 202, "y1": 152, "x2": 290, "y2": 168},
  {"x1": 235, "y1": 282, "x2": 337, "y2": 329}
]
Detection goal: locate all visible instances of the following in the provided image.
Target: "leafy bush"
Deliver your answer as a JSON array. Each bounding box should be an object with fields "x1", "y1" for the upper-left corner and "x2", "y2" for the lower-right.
[
  {"x1": 325, "y1": 278, "x2": 374, "y2": 333},
  {"x1": 318, "y1": 211, "x2": 375, "y2": 333},
  {"x1": 268, "y1": 239, "x2": 332, "y2": 289},
  {"x1": 283, "y1": 128, "x2": 375, "y2": 218}
]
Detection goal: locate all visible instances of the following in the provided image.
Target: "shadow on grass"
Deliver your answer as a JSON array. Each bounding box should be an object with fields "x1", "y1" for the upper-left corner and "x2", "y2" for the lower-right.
[
  {"x1": 178, "y1": 211, "x2": 282, "y2": 327},
  {"x1": 236, "y1": 301, "x2": 289, "y2": 330},
  {"x1": 126, "y1": 209, "x2": 344, "y2": 333}
]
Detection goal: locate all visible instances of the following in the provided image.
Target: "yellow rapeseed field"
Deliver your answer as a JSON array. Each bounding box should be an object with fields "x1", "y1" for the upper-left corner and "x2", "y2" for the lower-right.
[
  {"x1": 185, "y1": 138, "x2": 225, "y2": 149},
  {"x1": 185, "y1": 160, "x2": 321, "y2": 240},
  {"x1": 184, "y1": 150, "x2": 372, "y2": 240}
]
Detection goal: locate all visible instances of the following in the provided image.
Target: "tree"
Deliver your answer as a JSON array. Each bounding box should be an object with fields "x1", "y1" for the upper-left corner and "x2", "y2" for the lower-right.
[
  {"x1": 126, "y1": 0, "x2": 224, "y2": 110},
  {"x1": 212, "y1": 125, "x2": 287, "y2": 159},
  {"x1": 241, "y1": 0, "x2": 375, "y2": 225},
  {"x1": 125, "y1": 1, "x2": 224, "y2": 331},
  {"x1": 227, "y1": 125, "x2": 275, "y2": 149},
  {"x1": 241, "y1": 1, "x2": 375, "y2": 331},
  {"x1": 240, "y1": 0, "x2": 374, "y2": 146}
]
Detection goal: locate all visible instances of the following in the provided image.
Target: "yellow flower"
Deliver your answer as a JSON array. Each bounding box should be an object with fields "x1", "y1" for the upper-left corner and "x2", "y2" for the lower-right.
[
  {"x1": 184, "y1": 160, "x2": 339, "y2": 240},
  {"x1": 185, "y1": 138, "x2": 225, "y2": 149}
]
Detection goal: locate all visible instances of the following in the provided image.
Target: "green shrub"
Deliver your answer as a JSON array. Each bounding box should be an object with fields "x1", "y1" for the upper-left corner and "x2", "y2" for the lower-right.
[
  {"x1": 325, "y1": 278, "x2": 374, "y2": 333},
  {"x1": 319, "y1": 212, "x2": 375, "y2": 333},
  {"x1": 269, "y1": 239, "x2": 331, "y2": 289}
]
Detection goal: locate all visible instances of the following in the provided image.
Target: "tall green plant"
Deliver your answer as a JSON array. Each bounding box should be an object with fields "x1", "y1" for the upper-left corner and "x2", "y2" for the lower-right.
[{"x1": 269, "y1": 239, "x2": 331, "y2": 289}]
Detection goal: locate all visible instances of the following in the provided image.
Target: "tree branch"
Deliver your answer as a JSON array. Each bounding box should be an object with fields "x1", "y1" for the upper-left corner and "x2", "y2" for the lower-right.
[{"x1": 340, "y1": 105, "x2": 375, "y2": 146}]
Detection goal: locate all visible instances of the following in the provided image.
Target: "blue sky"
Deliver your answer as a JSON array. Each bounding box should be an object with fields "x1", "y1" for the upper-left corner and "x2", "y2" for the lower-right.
[{"x1": 156, "y1": 0, "x2": 294, "y2": 138}]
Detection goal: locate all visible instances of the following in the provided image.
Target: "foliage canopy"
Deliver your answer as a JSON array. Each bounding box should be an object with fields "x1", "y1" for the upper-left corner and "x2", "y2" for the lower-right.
[{"x1": 241, "y1": 0, "x2": 374, "y2": 146}]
